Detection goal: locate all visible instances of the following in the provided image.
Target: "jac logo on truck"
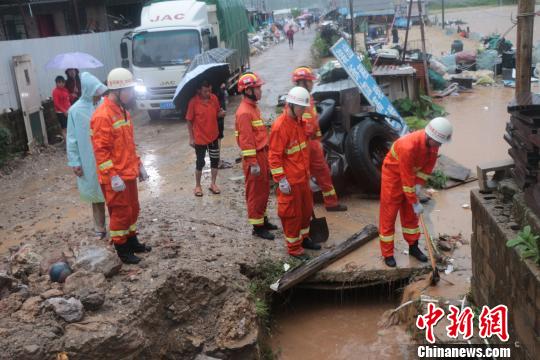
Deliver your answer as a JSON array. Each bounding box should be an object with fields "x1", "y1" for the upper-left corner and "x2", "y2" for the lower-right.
[
  {"x1": 150, "y1": 13, "x2": 185, "y2": 22},
  {"x1": 160, "y1": 81, "x2": 177, "y2": 86}
]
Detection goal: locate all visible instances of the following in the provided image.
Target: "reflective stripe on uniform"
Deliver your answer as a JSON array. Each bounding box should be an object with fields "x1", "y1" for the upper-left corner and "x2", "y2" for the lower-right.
[
  {"x1": 271, "y1": 167, "x2": 284, "y2": 175},
  {"x1": 129, "y1": 223, "x2": 137, "y2": 232},
  {"x1": 286, "y1": 236, "x2": 300, "y2": 243},
  {"x1": 234, "y1": 131, "x2": 239, "y2": 137},
  {"x1": 112, "y1": 119, "x2": 130, "y2": 129},
  {"x1": 249, "y1": 217, "x2": 264, "y2": 225},
  {"x1": 390, "y1": 144, "x2": 398, "y2": 160},
  {"x1": 303, "y1": 113, "x2": 313, "y2": 119},
  {"x1": 242, "y1": 149, "x2": 257, "y2": 156},
  {"x1": 322, "y1": 188, "x2": 336, "y2": 197},
  {"x1": 403, "y1": 186, "x2": 415, "y2": 193},
  {"x1": 402, "y1": 227, "x2": 421, "y2": 235},
  {"x1": 110, "y1": 229, "x2": 129, "y2": 237},
  {"x1": 379, "y1": 234, "x2": 395, "y2": 243},
  {"x1": 416, "y1": 171, "x2": 430, "y2": 181},
  {"x1": 251, "y1": 119, "x2": 264, "y2": 127},
  {"x1": 316, "y1": 130, "x2": 322, "y2": 137},
  {"x1": 99, "y1": 160, "x2": 113, "y2": 171},
  {"x1": 89, "y1": 129, "x2": 94, "y2": 137},
  {"x1": 300, "y1": 227, "x2": 310, "y2": 235},
  {"x1": 286, "y1": 141, "x2": 307, "y2": 155}
]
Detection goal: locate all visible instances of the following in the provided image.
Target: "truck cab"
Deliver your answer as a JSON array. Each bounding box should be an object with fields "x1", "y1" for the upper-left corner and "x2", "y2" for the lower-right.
[{"x1": 121, "y1": 0, "x2": 219, "y2": 120}]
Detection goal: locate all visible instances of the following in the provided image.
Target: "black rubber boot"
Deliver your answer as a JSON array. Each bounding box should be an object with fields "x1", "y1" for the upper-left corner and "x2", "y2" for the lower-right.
[
  {"x1": 302, "y1": 237, "x2": 321, "y2": 250},
  {"x1": 326, "y1": 204, "x2": 348, "y2": 212},
  {"x1": 409, "y1": 242, "x2": 428, "y2": 262},
  {"x1": 127, "y1": 236, "x2": 152, "y2": 253},
  {"x1": 253, "y1": 226, "x2": 275, "y2": 240},
  {"x1": 384, "y1": 256, "x2": 397, "y2": 268},
  {"x1": 263, "y1": 217, "x2": 278, "y2": 231},
  {"x1": 115, "y1": 242, "x2": 141, "y2": 264}
]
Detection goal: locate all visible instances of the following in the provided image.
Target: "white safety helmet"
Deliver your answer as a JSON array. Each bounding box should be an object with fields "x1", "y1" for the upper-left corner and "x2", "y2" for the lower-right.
[
  {"x1": 107, "y1": 68, "x2": 136, "y2": 90},
  {"x1": 425, "y1": 117, "x2": 453, "y2": 144},
  {"x1": 286, "y1": 86, "x2": 310, "y2": 107}
]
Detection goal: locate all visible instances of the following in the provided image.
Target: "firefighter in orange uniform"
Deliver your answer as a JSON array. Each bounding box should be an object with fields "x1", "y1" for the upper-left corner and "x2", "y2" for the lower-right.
[
  {"x1": 91, "y1": 68, "x2": 151, "y2": 264},
  {"x1": 379, "y1": 117, "x2": 453, "y2": 267},
  {"x1": 235, "y1": 72, "x2": 278, "y2": 240},
  {"x1": 292, "y1": 66, "x2": 347, "y2": 212},
  {"x1": 269, "y1": 87, "x2": 322, "y2": 258}
]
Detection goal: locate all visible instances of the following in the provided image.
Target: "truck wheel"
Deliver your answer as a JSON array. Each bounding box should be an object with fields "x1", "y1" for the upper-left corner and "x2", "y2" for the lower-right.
[
  {"x1": 148, "y1": 110, "x2": 161, "y2": 121},
  {"x1": 345, "y1": 119, "x2": 396, "y2": 193}
]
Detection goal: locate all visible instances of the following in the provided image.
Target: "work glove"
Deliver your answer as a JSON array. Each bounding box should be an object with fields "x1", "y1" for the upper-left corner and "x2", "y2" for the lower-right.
[
  {"x1": 250, "y1": 163, "x2": 261, "y2": 176},
  {"x1": 279, "y1": 178, "x2": 291, "y2": 195},
  {"x1": 111, "y1": 175, "x2": 126, "y2": 192},
  {"x1": 413, "y1": 202, "x2": 424, "y2": 216},
  {"x1": 139, "y1": 164, "x2": 149, "y2": 182},
  {"x1": 309, "y1": 177, "x2": 321, "y2": 192},
  {"x1": 415, "y1": 184, "x2": 423, "y2": 196}
]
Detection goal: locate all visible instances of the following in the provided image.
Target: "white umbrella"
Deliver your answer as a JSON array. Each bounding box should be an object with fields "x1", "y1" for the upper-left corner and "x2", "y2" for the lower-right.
[{"x1": 45, "y1": 52, "x2": 103, "y2": 70}]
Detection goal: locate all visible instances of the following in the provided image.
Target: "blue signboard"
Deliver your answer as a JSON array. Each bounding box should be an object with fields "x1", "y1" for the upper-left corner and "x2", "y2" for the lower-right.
[{"x1": 330, "y1": 38, "x2": 408, "y2": 135}]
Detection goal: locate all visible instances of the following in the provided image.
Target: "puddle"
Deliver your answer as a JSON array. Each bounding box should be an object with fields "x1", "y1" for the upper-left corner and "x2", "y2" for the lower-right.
[{"x1": 270, "y1": 288, "x2": 417, "y2": 359}]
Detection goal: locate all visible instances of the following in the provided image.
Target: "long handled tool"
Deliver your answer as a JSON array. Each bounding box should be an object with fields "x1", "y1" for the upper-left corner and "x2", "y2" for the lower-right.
[
  {"x1": 310, "y1": 210, "x2": 329, "y2": 243},
  {"x1": 419, "y1": 214, "x2": 440, "y2": 286}
]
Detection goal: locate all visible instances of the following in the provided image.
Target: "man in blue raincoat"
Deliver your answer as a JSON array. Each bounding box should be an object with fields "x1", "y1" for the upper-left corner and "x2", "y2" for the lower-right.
[{"x1": 66, "y1": 72, "x2": 109, "y2": 239}]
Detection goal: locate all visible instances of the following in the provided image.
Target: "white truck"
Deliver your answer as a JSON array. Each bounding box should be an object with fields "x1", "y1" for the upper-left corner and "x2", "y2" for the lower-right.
[{"x1": 120, "y1": 0, "x2": 250, "y2": 120}]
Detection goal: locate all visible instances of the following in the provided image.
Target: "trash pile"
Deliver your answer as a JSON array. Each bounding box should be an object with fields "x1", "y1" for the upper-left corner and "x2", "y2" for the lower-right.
[{"x1": 248, "y1": 23, "x2": 289, "y2": 56}]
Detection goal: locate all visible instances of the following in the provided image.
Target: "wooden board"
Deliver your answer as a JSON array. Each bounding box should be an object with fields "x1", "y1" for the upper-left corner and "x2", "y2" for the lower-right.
[
  {"x1": 435, "y1": 155, "x2": 471, "y2": 182},
  {"x1": 271, "y1": 224, "x2": 379, "y2": 293}
]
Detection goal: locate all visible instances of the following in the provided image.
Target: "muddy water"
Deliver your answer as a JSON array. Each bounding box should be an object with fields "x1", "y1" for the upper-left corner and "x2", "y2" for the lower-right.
[{"x1": 270, "y1": 290, "x2": 416, "y2": 360}]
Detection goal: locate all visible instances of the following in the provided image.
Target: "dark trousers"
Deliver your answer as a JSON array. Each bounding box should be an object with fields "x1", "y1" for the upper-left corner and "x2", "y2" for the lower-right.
[{"x1": 195, "y1": 139, "x2": 220, "y2": 171}]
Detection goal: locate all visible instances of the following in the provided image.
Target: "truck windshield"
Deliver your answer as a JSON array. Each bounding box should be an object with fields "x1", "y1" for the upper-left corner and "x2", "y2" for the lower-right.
[{"x1": 133, "y1": 30, "x2": 200, "y2": 67}]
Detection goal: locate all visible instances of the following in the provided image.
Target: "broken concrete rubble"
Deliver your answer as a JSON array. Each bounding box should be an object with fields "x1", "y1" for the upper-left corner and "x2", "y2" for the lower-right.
[
  {"x1": 44, "y1": 297, "x2": 84, "y2": 323},
  {"x1": 72, "y1": 246, "x2": 122, "y2": 278}
]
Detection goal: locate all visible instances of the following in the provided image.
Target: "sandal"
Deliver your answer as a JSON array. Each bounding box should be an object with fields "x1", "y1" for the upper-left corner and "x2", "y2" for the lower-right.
[
  {"x1": 194, "y1": 187, "x2": 203, "y2": 197},
  {"x1": 208, "y1": 185, "x2": 221, "y2": 194}
]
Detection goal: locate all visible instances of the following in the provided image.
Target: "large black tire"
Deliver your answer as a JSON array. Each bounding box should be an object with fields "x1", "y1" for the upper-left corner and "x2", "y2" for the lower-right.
[
  {"x1": 345, "y1": 119, "x2": 397, "y2": 193},
  {"x1": 316, "y1": 99, "x2": 336, "y2": 135},
  {"x1": 148, "y1": 110, "x2": 161, "y2": 121}
]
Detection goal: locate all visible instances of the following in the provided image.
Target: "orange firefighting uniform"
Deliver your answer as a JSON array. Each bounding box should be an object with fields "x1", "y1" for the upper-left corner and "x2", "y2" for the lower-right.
[
  {"x1": 269, "y1": 110, "x2": 312, "y2": 256},
  {"x1": 302, "y1": 98, "x2": 339, "y2": 208},
  {"x1": 235, "y1": 98, "x2": 270, "y2": 227},
  {"x1": 91, "y1": 97, "x2": 141, "y2": 245},
  {"x1": 379, "y1": 129, "x2": 438, "y2": 257}
]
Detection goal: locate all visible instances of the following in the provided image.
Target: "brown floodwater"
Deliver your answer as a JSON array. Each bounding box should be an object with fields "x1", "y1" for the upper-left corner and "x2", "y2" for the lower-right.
[{"x1": 270, "y1": 289, "x2": 416, "y2": 360}]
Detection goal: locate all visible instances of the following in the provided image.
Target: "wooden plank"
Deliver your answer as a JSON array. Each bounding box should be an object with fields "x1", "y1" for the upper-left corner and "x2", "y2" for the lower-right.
[
  {"x1": 515, "y1": 0, "x2": 536, "y2": 95},
  {"x1": 271, "y1": 224, "x2": 379, "y2": 293},
  {"x1": 435, "y1": 155, "x2": 471, "y2": 181}
]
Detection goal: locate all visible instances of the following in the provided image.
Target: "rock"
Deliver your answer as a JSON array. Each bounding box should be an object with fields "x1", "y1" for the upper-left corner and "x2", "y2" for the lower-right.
[
  {"x1": 23, "y1": 344, "x2": 40, "y2": 354},
  {"x1": 437, "y1": 240, "x2": 453, "y2": 252},
  {"x1": 40, "y1": 289, "x2": 64, "y2": 299},
  {"x1": 79, "y1": 291, "x2": 105, "y2": 311},
  {"x1": 10, "y1": 245, "x2": 44, "y2": 277},
  {"x1": 0, "y1": 272, "x2": 15, "y2": 290},
  {"x1": 0, "y1": 292, "x2": 25, "y2": 314},
  {"x1": 44, "y1": 297, "x2": 84, "y2": 323},
  {"x1": 64, "y1": 271, "x2": 106, "y2": 294},
  {"x1": 73, "y1": 246, "x2": 122, "y2": 278},
  {"x1": 195, "y1": 354, "x2": 222, "y2": 360},
  {"x1": 13, "y1": 296, "x2": 43, "y2": 322}
]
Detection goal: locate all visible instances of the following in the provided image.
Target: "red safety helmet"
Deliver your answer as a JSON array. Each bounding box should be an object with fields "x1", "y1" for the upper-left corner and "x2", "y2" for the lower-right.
[
  {"x1": 292, "y1": 66, "x2": 317, "y2": 82},
  {"x1": 237, "y1": 72, "x2": 265, "y2": 93}
]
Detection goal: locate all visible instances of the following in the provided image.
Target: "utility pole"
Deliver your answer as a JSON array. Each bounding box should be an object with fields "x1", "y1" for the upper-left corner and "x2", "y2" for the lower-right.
[
  {"x1": 417, "y1": 0, "x2": 431, "y2": 95},
  {"x1": 401, "y1": 0, "x2": 414, "y2": 61},
  {"x1": 515, "y1": 0, "x2": 536, "y2": 95},
  {"x1": 349, "y1": 0, "x2": 355, "y2": 51},
  {"x1": 442, "y1": 0, "x2": 445, "y2": 29}
]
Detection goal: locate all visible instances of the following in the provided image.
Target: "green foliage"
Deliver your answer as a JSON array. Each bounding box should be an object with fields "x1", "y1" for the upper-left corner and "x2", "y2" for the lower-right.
[
  {"x1": 427, "y1": 170, "x2": 448, "y2": 190},
  {"x1": 404, "y1": 116, "x2": 429, "y2": 131},
  {"x1": 506, "y1": 226, "x2": 540, "y2": 265},
  {"x1": 291, "y1": 8, "x2": 301, "y2": 18},
  {"x1": 393, "y1": 96, "x2": 446, "y2": 124},
  {"x1": 311, "y1": 33, "x2": 340, "y2": 62},
  {"x1": 428, "y1": 0, "x2": 516, "y2": 11},
  {"x1": 0, "y1": 127, "x2": 12, "y2": 167}
]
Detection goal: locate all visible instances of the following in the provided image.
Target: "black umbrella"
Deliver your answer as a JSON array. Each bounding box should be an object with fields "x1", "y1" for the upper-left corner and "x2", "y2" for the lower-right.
[
  {"x1": 172, "y1": 62, "x2": 230, "y2": 114},
  {"x1": 185, "y1": 48, "x2": 236, "y2": 73}
]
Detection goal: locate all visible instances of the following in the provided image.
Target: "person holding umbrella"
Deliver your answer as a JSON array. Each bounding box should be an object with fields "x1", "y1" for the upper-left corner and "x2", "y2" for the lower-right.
[
  {"x1": 186, "y1": 80, "x2": 225, "y2": 197},
  {"x1": 65, "y1": 68, "x2": 82, "y2": 104},
  {"x1": 66, "y1": 72, "x2": 108, "y2": 239}
]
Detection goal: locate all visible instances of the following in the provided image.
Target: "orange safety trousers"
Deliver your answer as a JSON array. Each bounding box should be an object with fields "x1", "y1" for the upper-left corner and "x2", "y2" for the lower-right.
[
  {"x1": 379, "y1": 164, "x2": 421, "y2": 258},
  {"x1": 277, "y1": 182, "x2": 313, "y2": 256},
  {"x1": 101, "y1": 179, "x2": 139, "y2": 245},
  {"x1": 309, "y1": 139, "x2": 338, "y2": 208},
  {"x1": 243, "y1": 149, "x2": 270, "y2": 226}
]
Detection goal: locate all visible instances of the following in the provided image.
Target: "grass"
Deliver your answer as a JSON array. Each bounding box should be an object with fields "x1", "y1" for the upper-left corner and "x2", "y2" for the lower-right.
[
  {"x1": 427, "y1": 0, "x2": 517, "y2": 11},
  {"x1": 506, "y1": 225, "x2": 540, "y2": 265},
  {"x1": 427, "y1": 170, "x2": 449, "y2": 189}
]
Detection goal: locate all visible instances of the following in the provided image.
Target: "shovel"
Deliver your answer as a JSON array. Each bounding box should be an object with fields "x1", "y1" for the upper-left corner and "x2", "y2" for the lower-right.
[
  {"x1": 419, "y1": 214, "x2": 440, "y2": 286},
  {"x1": 310, "y1": 210, "x2": 329, "y2": 243}
]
